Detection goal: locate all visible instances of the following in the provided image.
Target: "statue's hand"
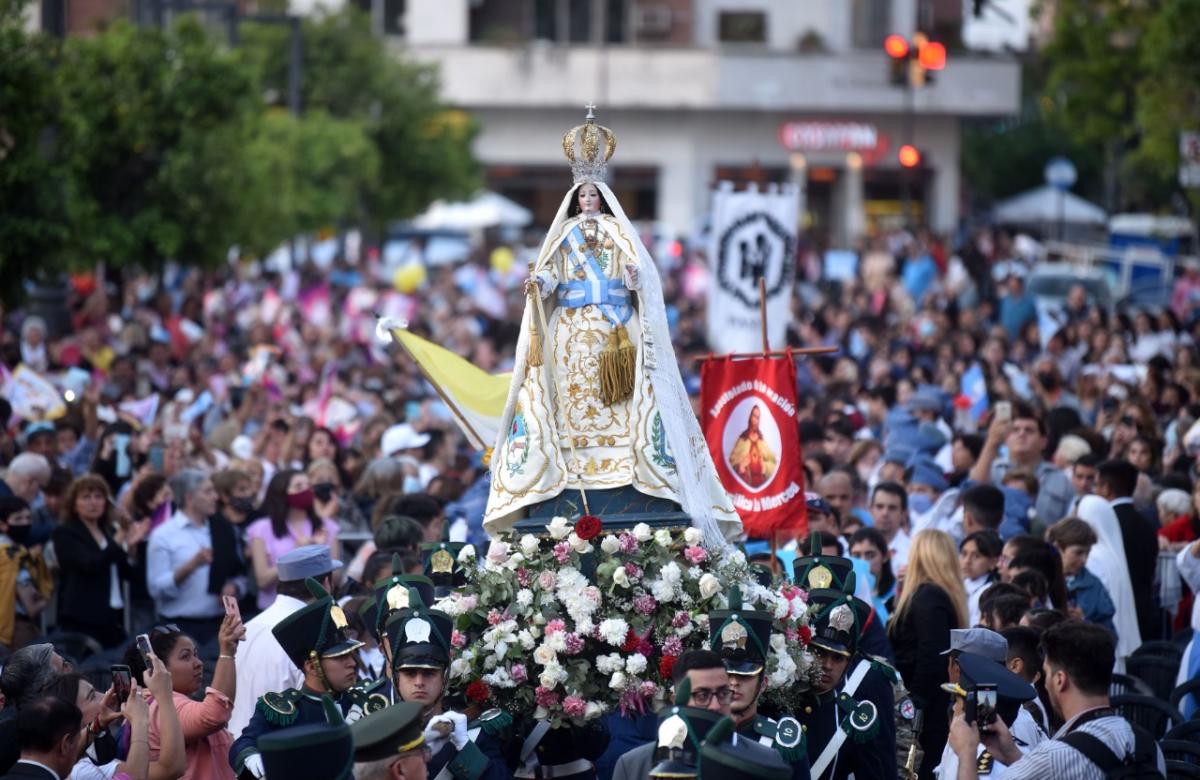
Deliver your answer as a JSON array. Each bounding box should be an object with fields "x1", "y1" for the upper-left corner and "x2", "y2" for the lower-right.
[
  {"x1": 525, "y1": 277, "x2": 543, "y2": 296},
  {"x1": 625, "y1": 263, "x2": 640, "y2": 288}
]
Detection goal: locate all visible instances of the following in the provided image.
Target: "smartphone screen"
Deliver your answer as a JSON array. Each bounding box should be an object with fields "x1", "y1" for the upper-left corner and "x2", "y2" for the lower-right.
[
  {"x1": 135, "y1": 634, "x2": 154, "y2": 669},
  {"x1": 111, "y1": 665, "x2": 132, "y2": 704},
  {"x1": 975, "y1": 684, "x2": 998, "y2": 727}
]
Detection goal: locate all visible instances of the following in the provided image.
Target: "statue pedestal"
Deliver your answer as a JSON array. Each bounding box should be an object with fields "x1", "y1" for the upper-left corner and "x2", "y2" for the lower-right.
[{"x1": 513, "y1": 486, "x2": 691, "y2": 535}]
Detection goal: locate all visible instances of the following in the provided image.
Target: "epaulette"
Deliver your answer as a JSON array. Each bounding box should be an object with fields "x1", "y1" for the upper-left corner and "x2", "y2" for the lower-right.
[
  {"x1": 977, "y1": 749, "x2": 995, "y2": 775},
  {"x1": 347, "y1": 679, "x2": 391, "y2": 715},
  {"x1": 470, "y1": 708, "x2": 513, "y2": 737},
  {"x1": 256, "y1": 688, "x2": 302, "y2": 727},
  {"x1": 756, "y1": 715, "x2": 806, "y2": 763},
  {"x1": 868, "y1": 656, "x2": 900, "y2": 684},
  {"x1": 834, "y1": 691, "x2": 880, "y2": 744}
]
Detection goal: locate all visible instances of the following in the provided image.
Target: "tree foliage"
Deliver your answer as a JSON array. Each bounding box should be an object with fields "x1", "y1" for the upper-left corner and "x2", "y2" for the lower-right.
[{"x1": 0, "y1": 1, "x2": 478, "y2": 282}]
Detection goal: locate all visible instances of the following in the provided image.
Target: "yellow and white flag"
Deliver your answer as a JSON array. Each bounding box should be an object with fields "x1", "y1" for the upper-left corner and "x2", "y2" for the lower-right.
[{"x1": 379, "y1": 320, "x2": 510, "y2": 451}]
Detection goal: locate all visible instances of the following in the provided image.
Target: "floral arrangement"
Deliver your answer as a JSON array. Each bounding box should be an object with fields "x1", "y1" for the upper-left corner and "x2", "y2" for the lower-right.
[{"x1": 438, "y1": 516, "x2": 819, "y2": 726}]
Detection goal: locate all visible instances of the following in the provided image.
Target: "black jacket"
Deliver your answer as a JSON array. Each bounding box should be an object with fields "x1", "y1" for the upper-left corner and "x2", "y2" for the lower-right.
[
  {"x1": 888, "y1": 583, "x2": 959, "y2": 780},
  {"x1": 0, "y1": 760, "x2": 59, "y2": 780},
  {"x1": 1112, "y1": 501, "x2": 1161, "y2": 640},
  {"x1": 51, "y1": 521, "x2": 136, "y2": 625}
]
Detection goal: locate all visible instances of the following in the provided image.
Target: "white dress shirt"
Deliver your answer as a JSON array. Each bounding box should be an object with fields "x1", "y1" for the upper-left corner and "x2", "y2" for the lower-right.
[
  {"x1": 889, "y1": 527, "x2": 912, "y2": 572},
  {"x1": 227, "y1": 594, "x2": 307, "y2": 739},
  {"x1": 146, "y1": 510, "x2": 223, "y2": 619}
]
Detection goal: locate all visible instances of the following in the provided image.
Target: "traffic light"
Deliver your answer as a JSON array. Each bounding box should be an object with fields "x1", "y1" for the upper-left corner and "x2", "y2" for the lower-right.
[
  {"x1": 884, "y1": 34, "x2": 909, "y2": 86},
  {"x1": 898, "y1": 145, "x2": 922, "y2": 168}
]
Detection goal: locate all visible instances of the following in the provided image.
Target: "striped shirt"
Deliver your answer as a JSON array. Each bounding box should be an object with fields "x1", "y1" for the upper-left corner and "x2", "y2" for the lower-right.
[{"x1": 1003, "y1": 707, "x2": 1165, "y2": 780}]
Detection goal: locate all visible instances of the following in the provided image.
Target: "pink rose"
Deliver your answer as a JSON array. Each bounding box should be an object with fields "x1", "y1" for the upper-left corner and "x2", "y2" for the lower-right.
[
  {"x1": 535, "y1": 686, "x2": 561, "y2": 708},
  {"x1": 563, "y1": 696, "x2": 587, "y2": 718},
  {"x1": 451, "y1": 630, "x2": 466, "y2": 649},
  {"x1": 538, "y1": 570, "x2": 557, "y2": 591},
  {"x1": 553, "y1": 541, "x2": 572, "y2": 564},
  {"x1": 516, "y1": 568, "x2": 532, "y2": 587},
  {"x1": 487, "y1": 608, "x2": 506, "y2": 626},
  {"x1": 511, "y1": 664, "x2": 528, "y2": 683},
  {"x1": 486, "y1": 541, "x2": 510, "y2": 565},
  {"x1": 618, "y1": 533, "x2": 638, "y2": 554},
  {"x1": 683, "y1": 546, "x2": 708, "y2": 564},
  {"x1": 672, "y1": 611, "x2": 690, "y2": 628},
  {"x1": 584, "y1": 586, "x2": 602, "y2": 604},
  {"x1": 545, "y1": 619, "x2": 567, "y2": 636},
  {"x1": 564, "y1": 633, "x2": 584, "y2": 655},
  {"x1": 638, "y1": 681, "x2": 658, "y2": 698}
]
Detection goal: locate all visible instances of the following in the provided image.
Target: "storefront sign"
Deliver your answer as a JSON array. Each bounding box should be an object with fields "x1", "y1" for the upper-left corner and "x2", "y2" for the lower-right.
[{"x1": 778, "y1": 121, "x2": 881, "y2": 153}]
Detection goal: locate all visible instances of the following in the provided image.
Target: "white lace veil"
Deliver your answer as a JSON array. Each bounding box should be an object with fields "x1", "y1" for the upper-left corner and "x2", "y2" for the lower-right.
[{"x1": 491, "y1": 182, "x2": 739, "y2": 549}]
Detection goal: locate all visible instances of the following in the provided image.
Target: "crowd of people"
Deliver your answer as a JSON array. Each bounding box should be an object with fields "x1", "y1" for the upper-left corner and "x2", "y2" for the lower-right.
[{"x1": 0, "y1": 219, "x2": 1197, "y2": 780}]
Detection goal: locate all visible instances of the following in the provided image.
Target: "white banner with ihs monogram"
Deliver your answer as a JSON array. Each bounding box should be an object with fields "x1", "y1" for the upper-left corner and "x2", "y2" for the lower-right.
[{"x1": 706, "y1": 182, "x2": 799, "y2": 355}]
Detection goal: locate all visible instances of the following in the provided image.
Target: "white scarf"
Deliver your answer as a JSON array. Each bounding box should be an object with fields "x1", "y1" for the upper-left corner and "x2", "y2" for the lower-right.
[{"x1": 1075, "y1": 494, "x2": 1142, "y2": 661}]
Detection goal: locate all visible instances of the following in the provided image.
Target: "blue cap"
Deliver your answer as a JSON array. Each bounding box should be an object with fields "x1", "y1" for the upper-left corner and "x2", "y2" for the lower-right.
[
  {"x1": 277, "y1": 545, "x2": 343, "y2": 583},
  {"x1": 908, "y1": 387, "x2": 944, "y2": 414},
  {"x1": 882, "y1": 445, "x2": 916, "y2": 467},
  {"x1": 883, "y1": 406, "x2": 916, "y2": 436},
  {"x1": 914, "y1": 421, "x2": 946, "y2": 454},
  {"x1": 805, "y1": 491, "x2": 833, "y2": 517},
  {"x1": 941, "y1": 628, "x2": 1008, "y2": 663},
  {"x1": 908, "y1": 456, "x2": 948, "y2": 493}
]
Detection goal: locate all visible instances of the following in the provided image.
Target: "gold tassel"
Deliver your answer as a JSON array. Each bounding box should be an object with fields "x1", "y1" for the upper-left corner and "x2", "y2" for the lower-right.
[
  {"x1": 526, "y1": 263, "x2": 543, "y2": 367},
  {"x1": 599, "y1": 324, "x2": 636, "y2": 405}
]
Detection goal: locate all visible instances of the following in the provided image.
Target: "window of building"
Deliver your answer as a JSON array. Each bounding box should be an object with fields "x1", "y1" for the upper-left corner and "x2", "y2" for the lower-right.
[
  {"x1": 717, "y1": 10, "x2": 766, "y2": 44},
  {"x1": 532, "y1": 0, "x2": 628, "y2": 43},
  {"x1": 383, "y1": 0, "x2": 406, "y2": 36},
  {"x1": 850, "y1": 0, "x2": 889, "y2": 49}
]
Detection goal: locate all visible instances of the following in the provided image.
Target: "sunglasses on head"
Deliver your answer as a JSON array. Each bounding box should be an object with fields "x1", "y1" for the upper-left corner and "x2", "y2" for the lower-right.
[{"x1": 151, "y1": 624, "x2": 181, "y2": 637}]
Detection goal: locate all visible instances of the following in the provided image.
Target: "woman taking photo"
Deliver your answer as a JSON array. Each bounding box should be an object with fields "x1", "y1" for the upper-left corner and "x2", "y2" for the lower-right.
[
  {"x1": 123, "y1": 613, "x2": 245, "y2": 780},
  {"x1": 245, "y1": 469, "x2": 340, "y2": 610},
  {"x1": 888, "y1": 529, "x2": 968, "y2": 780},
  {"x1": 52, "y1": 474, "x2": 148, "y2": 647}
]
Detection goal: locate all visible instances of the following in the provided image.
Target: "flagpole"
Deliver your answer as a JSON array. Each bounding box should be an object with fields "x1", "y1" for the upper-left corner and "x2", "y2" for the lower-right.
[
  {"x1": 695, "y1": 346, "x2": 838, "y2": 363},
  {"x1": 759, "y1": 276, "x2": 769, "y2": 355},
  {"x1": 385, "y1": 325, "x2": 490, "y2": 451}
]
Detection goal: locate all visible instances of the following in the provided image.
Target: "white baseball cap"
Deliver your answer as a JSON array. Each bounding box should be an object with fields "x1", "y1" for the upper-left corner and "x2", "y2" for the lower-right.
[{"x1": 381, "y1": 424, "x2": 431, "y2": 457}]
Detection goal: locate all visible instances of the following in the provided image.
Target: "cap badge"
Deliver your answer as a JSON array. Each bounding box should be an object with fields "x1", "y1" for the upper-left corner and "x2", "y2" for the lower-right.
[
  {"x1": 657, "y1": 714, "x2": 689, "y2": 750},
  {"x1": 720, "y1": 620, "x2": 748, "y2": 650},
  {"x1": 386, "y1": 584, "x2": 410, "y2": 611},
  {"x1": 828, "y1": 603, "x2": 854, "y2": 632},
  {"x1": 807, "y1": 565, "x2": 833, "y2": 589},
  {"x1": 330, "y1": 604, "x2": 349, "y2": 629},
  {"x1": 431, "y1": 548, "x2": 454, "y2": 574},
  {"x1": 405, "y1": 617, "x2": 432, "y2": 644}
]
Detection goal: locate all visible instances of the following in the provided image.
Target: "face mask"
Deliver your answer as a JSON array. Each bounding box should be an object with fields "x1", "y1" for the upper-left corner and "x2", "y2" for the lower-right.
[
  {"x1": 230, "y1": 497, "x2": 256, "y2": 515},
  {"x1": 402, "y1": 476, "x2": 422, "y2": 494},
  {"x1": 7, "y1": 526, "x2": 31, "y2": 545},
  {"x1": 908, "y1": 492, "x2": 934, "y2": 515},
  {"x1": 286, "y1": 488, "x2": 314, "y2": 511},
  {"x1": 313, "y1": 483, "x2": 335, "y2": 503}
]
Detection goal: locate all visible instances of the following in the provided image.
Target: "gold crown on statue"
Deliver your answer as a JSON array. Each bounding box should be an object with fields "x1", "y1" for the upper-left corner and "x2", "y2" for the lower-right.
[{"x1": 562, "y1": 103, "x2": 616, "y2": 185}]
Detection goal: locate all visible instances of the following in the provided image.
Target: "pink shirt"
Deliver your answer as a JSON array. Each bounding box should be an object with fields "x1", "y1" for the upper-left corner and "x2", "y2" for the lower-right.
[
  {"x1": 147, "y1": 688, "x2": 235, "y2": 780},
  {"x1": 245, "y1": 516, "x2": 340, "y2": 609}
]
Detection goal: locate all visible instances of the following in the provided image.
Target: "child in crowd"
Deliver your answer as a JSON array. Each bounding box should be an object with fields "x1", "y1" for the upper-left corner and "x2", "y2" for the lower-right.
[
  {"x1": 959, "y1": 530, "x2": 1001, "y2": 627},
  {"x1": 1046, "y1": 517, "x2": 1117, "y2": 635}
]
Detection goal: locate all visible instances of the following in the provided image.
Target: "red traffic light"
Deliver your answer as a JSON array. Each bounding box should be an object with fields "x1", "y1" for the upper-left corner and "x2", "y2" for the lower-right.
[
  {"x1": 918, "y1": 40, "x2": 947, "y2": 71},
  {"x1": 898, "y1": 145, "x2": 921, "y2": 168},
  {"x1": 884, "y1": 34, "x2": 909, "y2": 59}
]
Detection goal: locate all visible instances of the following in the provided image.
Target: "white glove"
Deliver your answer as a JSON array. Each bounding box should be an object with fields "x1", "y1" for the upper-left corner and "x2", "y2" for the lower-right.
[
  {"x1": 244, "y1": 752, "x2": 265, "y2": 779},
  {"x1": 427, "y1": 711, "x2": 470, "y2": 750}
]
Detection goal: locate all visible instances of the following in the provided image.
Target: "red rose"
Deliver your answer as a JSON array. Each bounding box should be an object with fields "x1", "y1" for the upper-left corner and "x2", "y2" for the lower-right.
[
  {"x1": 621, "y1": 629, "x2": 641, "y2": 653},
  {"x1": 465, "y1": 680, "x2": 491, "y2": 704},
  {"x1": 798, "y1": 625, "x2": 813, "y2": 646},
  {"x1": 659, "y1": 655, "x2": 677, "y2": 679},
  {"x1": 575, "y1": 514, "x2": 602, "y2": 541}
]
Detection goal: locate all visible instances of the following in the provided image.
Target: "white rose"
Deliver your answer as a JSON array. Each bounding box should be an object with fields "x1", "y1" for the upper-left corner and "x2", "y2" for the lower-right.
[
  {"x1": 632, "y1": 523, "x2": 653, "y2": 542},
  {"x1": 609, "y1": 671, "x2": 627, "y2": 690},
  {"x1": 653, "y1": 529, "x2": 673, "y2": 547},
  {"x1": 519, "y1": 534, "x2": 541, "y2": 557},
  {"x1": 547, "y1": 516, "x2": 572, "y2": 540},
  {"x1": 769, "y1": 633, "x2": 787, "y2": 652},
  {"x1": 676, "y1": 622, "x2": 692, "y2": 638},
  {"x1": 683, "y1": 527, "x2": 704, "y2": 546},
  {"x1": 517, "y1": 588, "x2": 534, "y2": 608},
  {"x1": 449, "y1": 658, "x2": 471, "y2": 679},
  {"x1": 533, "y1": 645, "x2": 557, "y2": 666},
  {"x1": 625, "y1": 653, "x2": 648, "y2": 675},
  {"x1": 457, "y1": 545, "x2": 476, "y2": 563},
  {"x1": 506, "y1": 552, "x2": 526, "y2": 570},
  {"x1": 584, "y1": 702, "x2": 605, "y2": 720},
  {"x1": 539, "y1": 669, "x2": 561, "y2": 690},
  {"x1": 600, "y1": 535, "x2": 621, "y2": 555},
  {"x1": 699, "y1": 573, "x2": 721, "y2": 600},
  {"x1": 568, "y1": 532, "x2": 592, "y2": 554},
  {"x1": 660, "y1": 562, "x2": 682, "y2": 586},
  {"x1": 612, "y1": 567, "x2": 630, "y2": 588}
]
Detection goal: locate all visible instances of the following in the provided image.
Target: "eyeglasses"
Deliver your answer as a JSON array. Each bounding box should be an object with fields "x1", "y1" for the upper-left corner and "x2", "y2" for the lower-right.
[
  {"x1": 151, "y1": 624, "x2": 180, "y2": 637},
  {"x1": 690, "y1": 686, "x2": 734, "y2": 706}
]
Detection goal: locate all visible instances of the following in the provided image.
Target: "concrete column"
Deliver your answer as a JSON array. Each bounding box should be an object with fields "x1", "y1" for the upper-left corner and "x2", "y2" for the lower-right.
[
  {"x1": 830, "y1": 167, "x2": 848, "y2": 249},
  {"x1": 844, "y1": 152, "x2": 865, "y2": 247},
  {"x1": 929, "y1": 119, "x2": 960, "y2": 233},
  {"x1": 891, "y1": 0, "x2": 916, "y2": 37}
]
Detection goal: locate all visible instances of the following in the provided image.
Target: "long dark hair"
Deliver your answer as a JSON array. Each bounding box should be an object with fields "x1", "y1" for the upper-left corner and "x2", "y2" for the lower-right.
[
  {"x1": 1009, "y1": 542, "x2": 1070, "y2": 611},
  {"x1": 123, "y1": 627, "x2": 187, "y2": 685},
  {"x1": 849, "y1": 527, "x2": 895, "y2": 597},
  {"x1": 261, "y1": 469, "x2": 319, "y2": 539},
  {"x1": 567, "y1": 183, "x2": 612, "y2": 217}
]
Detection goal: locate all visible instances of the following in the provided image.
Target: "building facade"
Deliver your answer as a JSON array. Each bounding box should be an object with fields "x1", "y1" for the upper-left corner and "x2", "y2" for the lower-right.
[{"x1": 397, "y1": 0, "x2": 1020, "y2": 247}]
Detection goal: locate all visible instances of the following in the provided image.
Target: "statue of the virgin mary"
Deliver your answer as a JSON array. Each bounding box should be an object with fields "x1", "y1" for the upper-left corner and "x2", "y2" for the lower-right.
[{"x1": 484, "y1": 109, "x2": 741, "y2": 545}]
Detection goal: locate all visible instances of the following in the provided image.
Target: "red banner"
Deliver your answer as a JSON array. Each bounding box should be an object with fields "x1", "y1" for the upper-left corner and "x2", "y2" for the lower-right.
[{"x1": 700, "y1": 355, "x2": 807, "y2": 539}]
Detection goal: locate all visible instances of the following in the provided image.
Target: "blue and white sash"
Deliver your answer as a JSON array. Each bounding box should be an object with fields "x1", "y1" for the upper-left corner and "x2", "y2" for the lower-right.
[{"x1": 556, "y1": 223, "x2": 633, "y2": 328}]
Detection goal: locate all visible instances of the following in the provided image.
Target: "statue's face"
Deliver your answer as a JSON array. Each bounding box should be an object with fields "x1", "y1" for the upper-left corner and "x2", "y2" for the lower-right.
[{"x1": 577, "y1": 184, "x2": 601, "y2": 214}]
